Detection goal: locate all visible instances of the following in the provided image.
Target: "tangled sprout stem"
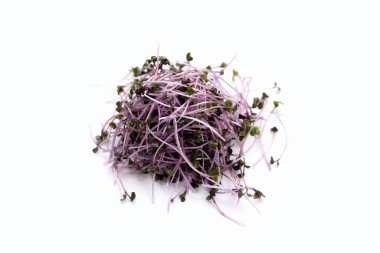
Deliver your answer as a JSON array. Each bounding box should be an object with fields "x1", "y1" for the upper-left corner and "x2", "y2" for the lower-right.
[{"x1": 93, "y1": 53, "x2": 285, "y2": 224}]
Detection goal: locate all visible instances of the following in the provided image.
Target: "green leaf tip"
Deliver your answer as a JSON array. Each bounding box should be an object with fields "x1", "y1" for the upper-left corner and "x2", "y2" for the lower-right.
[{"x1": 186, "y1": 52, "x2": 193, "y2": 62}]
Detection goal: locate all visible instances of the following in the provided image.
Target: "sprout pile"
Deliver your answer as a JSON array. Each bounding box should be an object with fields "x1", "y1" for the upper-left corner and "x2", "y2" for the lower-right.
[{"x1": 93, "y1": 53, "x2": 285, "y2": 224}]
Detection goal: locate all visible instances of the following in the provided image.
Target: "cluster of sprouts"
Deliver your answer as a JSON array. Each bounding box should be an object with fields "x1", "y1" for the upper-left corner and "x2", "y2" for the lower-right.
[{"x1": 93, "y1": 53, "x2": 285, "y2": 224}]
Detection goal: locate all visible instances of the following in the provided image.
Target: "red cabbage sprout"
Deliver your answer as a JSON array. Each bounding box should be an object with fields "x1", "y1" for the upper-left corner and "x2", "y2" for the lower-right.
[{"x1": 92, "y1": 52, "x2": 285, "y2": 225}]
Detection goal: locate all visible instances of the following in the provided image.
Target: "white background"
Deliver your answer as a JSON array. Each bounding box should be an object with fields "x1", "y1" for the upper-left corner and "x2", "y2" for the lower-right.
[{"x1": 1, "y1": 0, "x2": 379, "y2": 252}]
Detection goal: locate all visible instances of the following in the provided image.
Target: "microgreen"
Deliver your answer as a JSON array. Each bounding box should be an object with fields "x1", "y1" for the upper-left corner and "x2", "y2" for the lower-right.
[{"x1": 93, "y1": 52, "x2": 285, "y2": 225}]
